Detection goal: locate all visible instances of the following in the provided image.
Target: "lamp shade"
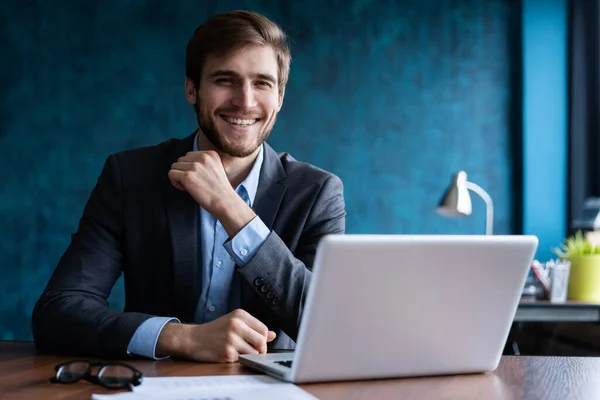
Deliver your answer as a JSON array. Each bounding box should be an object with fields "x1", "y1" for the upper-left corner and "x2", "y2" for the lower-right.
[{"x1": 437, "y1": 171, "x2": 472, "y2": 217}]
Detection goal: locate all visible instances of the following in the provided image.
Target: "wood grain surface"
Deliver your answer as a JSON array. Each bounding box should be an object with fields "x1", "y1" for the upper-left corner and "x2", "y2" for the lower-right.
[{"x1": 2, "y1": 341, "x2": 600, "y2": 400}]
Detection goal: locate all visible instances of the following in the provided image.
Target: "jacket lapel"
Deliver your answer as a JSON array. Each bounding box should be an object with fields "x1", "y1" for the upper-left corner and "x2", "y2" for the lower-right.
[
  {"x1": 163, "y1": 132, "x2": 199, "y2": 322},
  {"x1": 241, "y1": 143, "x2": 287, "y2": 314},
  {"x1": 253, "y1": 142, "x2": 287, "y2": 229}
]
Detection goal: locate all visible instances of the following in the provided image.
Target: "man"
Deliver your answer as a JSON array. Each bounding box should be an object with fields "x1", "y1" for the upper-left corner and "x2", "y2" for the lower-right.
[{"x1": 31, "y1": 10, "x2": 346, "y2": 363}]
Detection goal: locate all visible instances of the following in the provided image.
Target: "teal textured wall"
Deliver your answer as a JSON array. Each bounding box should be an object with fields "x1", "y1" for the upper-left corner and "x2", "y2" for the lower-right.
[{"x1": 0, "y1": 0, "x2": 520, "y2": 340}]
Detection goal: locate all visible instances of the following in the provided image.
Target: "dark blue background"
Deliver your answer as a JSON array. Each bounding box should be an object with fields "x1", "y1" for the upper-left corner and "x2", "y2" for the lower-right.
[{"x1": 0, "y1": 0, "x2": 519, "y2": 340}]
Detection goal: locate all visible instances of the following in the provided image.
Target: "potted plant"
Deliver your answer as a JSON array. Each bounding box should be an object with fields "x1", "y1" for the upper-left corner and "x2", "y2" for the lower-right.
[{"x1": 553, "y1": 231, "x2": 600, "y2": 302}]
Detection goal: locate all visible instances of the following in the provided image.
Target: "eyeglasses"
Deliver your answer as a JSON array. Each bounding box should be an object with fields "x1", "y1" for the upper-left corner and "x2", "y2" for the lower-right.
[{"x1": 50, "y1": 360, "x2": 143, "y2": 389}]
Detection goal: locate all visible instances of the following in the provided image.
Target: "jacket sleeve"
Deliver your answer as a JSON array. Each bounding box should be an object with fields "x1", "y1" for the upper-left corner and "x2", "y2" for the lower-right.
[
  {"x1": 31, "y1": 154, "x2": 153, "y2": 358},
  {"x1": 237, "y1": 175, "x2": 346, "y2": 340}
]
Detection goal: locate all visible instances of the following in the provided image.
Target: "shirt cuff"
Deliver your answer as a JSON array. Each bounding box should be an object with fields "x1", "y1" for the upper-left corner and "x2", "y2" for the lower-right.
[
  {"x1": 224, "y1": 216, "x2": 270, "y2": 268},
  {"x1": 126, "y1": 317, "x2": 180, "y2": 360}
]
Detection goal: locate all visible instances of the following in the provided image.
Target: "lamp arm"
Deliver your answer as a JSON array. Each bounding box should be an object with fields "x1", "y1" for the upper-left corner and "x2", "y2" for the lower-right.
[{"x1": 465, "y1": 181, "x2": 494, "y2": 235}]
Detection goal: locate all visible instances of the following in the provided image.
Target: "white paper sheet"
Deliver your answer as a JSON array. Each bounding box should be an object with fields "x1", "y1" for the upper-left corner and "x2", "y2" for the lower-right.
[
  {"x1": 133, "y1": 375, "x2": 281, "y2": 393},
  {"x1": 91, "y1": 375, "x2": 319, "y2": 400}
]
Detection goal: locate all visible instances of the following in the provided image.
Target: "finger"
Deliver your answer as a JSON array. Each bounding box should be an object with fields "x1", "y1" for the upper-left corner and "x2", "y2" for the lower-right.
[
  {"x1": 238, "y1": 323, "x2": 268, "y2": 354},
  {"x1": 179, "y1": 151, "x2": 217, "y2": 162},
  {"x1": 234, "y1": 331, "x2": 261, "y2": 355},
  {"x1": 178, "y1": 154, "x2": 201, "y2": 162},
  {"x1": 168, "y1": 170, "x2": 187, "y2": 191},
  {"x1": 170, "y1": 161, "x2": 197, "y2": 171},
  {"x1": 267, "y1": 331, "x2": 276, "y2": 342},
  {"x1": 235, "y1": 309, "x2": 269, "y2": 338}
]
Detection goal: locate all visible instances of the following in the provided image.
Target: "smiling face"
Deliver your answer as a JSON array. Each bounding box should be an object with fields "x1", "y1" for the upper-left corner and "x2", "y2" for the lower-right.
[{"x1": 186, "y1": 45, "x2": 285, "y2": 158}]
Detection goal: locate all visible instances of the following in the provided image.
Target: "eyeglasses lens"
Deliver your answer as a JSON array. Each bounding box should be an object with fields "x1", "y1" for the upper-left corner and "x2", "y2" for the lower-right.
[
  {"x1": 56, "y1": 361, "x2": 89, "y2": 383},
  {"x1": 98, "y1": 365, "x2": 136, "y2": 388}
]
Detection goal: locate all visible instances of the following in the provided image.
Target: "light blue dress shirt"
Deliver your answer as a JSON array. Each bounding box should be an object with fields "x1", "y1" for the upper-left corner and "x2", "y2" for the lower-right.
[{"x1": 127, "y1": 134, "x2": 270, "y2": 359}]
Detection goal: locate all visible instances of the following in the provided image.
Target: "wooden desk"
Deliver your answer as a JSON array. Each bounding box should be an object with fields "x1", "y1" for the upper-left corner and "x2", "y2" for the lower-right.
[
  {"x1": 2, "y1": 341, "x2": 600, "y2": 400},
  {"x1": 515, "y1": 299, "x2": 600, "y2": 322}
]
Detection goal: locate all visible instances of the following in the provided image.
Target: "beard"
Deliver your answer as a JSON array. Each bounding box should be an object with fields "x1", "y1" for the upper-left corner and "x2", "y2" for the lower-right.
[{"x1": 195, "y1": 101, "x2": 275, "y2": 158}]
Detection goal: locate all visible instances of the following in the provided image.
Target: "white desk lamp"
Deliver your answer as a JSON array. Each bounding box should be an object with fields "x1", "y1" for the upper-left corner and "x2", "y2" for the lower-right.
[{"x1": 437, "y1": 171, "x2": 494, "y2": 235}]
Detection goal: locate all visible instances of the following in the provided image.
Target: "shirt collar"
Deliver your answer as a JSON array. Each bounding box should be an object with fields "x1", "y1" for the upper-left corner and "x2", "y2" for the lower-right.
[{"x1": 193, "y1": 131, "x2": 264, "y2": 207}]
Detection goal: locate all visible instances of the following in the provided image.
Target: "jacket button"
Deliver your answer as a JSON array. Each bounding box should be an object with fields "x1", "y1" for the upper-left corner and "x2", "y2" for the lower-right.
[
  {"x1": 272, "y1": 297, "x2": 281, "y2": 306},
  {"x1": 254, "y1": 278, "x2": 263, "y2": 287},
  {"x1": 261, "y1": 285, "x2": 270, "y2": 293},
  {"x1": 267, "y1": 292, "x2": 276, "y2": 299}
]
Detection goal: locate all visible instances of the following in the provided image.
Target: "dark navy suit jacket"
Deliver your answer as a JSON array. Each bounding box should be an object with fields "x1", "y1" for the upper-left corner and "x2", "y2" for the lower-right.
[{"x1": 32, "y1": 133, "x2": 346, "y2": 357}]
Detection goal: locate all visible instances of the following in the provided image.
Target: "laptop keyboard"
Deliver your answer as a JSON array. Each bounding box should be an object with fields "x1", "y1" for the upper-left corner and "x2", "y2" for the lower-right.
[{"x1": 275, "y1": 360, "x2": 293, "y2": 368}]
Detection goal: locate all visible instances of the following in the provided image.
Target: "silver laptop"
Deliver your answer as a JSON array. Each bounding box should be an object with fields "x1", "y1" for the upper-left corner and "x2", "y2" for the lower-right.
[{"x1": 239, "y1": 234, "x2": 538, "y2": 383}]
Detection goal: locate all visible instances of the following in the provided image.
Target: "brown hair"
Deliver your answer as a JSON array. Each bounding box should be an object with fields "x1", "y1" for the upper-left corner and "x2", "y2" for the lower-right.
[{"x1": 186, "y1": 10, "x2": 291, "y2": 94}]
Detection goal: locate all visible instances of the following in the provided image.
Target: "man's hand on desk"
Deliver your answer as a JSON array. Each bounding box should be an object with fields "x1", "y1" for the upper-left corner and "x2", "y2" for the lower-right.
[{"x1": 156, "y1": 309, "x2": 276, "y2": 363}]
